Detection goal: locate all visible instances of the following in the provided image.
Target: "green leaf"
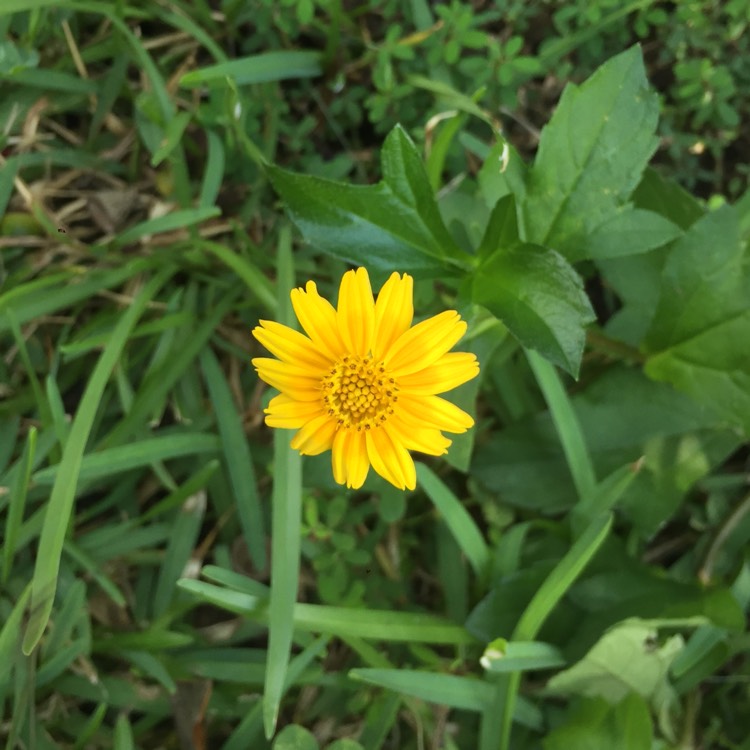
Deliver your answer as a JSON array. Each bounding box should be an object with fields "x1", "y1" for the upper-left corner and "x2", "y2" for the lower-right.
[
  {"x1": 264, "y1": 228, "x2": 303, "y2": 739},
  {"x1": 417, "y1": 463, "x2": 490, "y2": 578},
  {"x1": 473, "y1": 242, "x2": 595, "y2": 376},
  {"x1": 267, "y1": 125, "x2": 465, "y2": 273},
  {"x1": 180, "y1": 50, "x2": 322, "y2": 87},
  {"x1": 546, "y1": 619, "x2": 682, "y2": 707},
  {"x1": 543, "y1": 694, "x2": 653, "y2": 750},
  {"x1": 522, "y1": 46, "x2": 659, "y2": 261},
  {"x1": 480, "y1": 639, "x2": 566, "y2": 673},
  {"x1": 178, "y1": 579, "x2": 475, "y2": 644},
  {"x1": 577, "y1": 208, "x2": 682, "y2": 259},
  {"x1": 644, "y1": 205, "x2": 750, "y2": 435},
  {"x1": 272, "y1": 725, "x2": 319, "y2": 750},
  {"x1": 21, "y1": 269, "x2": 172, "y2": 655},
  {"x1": 350, "y1": 669, "x2": 492, "y2": 711}
]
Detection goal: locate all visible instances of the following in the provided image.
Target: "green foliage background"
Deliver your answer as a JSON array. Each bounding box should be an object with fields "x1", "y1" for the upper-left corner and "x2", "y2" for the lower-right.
[{"x1": 1, "y1": 1, "x2": 750, "y2": 749}]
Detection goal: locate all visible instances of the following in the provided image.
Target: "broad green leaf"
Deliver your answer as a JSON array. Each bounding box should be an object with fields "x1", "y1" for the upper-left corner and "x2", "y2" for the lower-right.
[
  {"x1": 632, "y1": 168, "x2": 704, "y2": 231},
  {"x1": 473, "y1": 242, "x2": 595, "y2": 376},
  {"x1": 522, "y1": 46, "x2": 659, "y2": 261},
  {"x1": 577, "y1": 207, "x2": 682, "y2": 259},
  {"x1": 472, "y1": 365, "x2": 740, "y2": 532},
  {"x1": 543, "y1": 694, "x2": 653, "y2": 750},
  {"x1": 644, "y1": 205, "x2": 750, "y2": 435},
  {"x1": 267, "y1": 125, "x2": 465, "y2": 273},
  {"x1": 546, "y1": 619, "x2": 682, "y2": 707}
]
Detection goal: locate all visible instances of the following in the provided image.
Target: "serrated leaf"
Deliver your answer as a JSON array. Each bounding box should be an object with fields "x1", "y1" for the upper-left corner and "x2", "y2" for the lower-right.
[
  {"x1": 522, "y1": 46, "x2": 659, "y2": 261},
  {"x1": 472, "y1": 242, "x2": 595, "y2": 376},
  {"x1": 267, "y1": 125, "x2": 465, "y2": 273},
  {"x1": 644, "y1": 205, "x2": 750, "y2": 435}
]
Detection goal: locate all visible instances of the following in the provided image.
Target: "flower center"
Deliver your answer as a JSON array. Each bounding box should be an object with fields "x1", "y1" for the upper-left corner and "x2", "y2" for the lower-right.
[{"x1": 322, "y1": 354, "x2": 398, "y2": 431}]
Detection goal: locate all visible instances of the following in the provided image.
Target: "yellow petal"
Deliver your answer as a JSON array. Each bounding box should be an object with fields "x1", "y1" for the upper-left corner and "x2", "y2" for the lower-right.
[
  {"x1": 397, "y1": 352, "x2": 479, "y2": 395},
  {"x1": 265, "y1": 394, "x2": 325, "y2": 428},
  {"x1": 397, "y1": 394, "x2": 474, "y2": 433},
  {"x1": 332, "y1": 429, "x2": 370, "y2": 489},
  {"x1": 385, "y1": 310, "x2": 467, "y2": 377},
  {"x1": 366, "y1": 425, "x2": 416, "y2": 491},
  {"x1": 253, "y1": 320, "x2": 332, "y2": 371},
  {"x1": 290, "y1": 413, "x2": 337, "y2": 455},
  {"x1": 337, "y1": 267, "x2": 375, "y2": 357},
  {"x1": 252, "y1": 357, "x2": 322, "y2": 401},
  {"x1": 373, "y1": 272, "x2": 413, "y2": 361},
  {"x1": 291, "y1": 281, "x2": 346, "y2": 361},
  {"x1": 388, "y1": 416, "x2": 451, "y2": 456}
]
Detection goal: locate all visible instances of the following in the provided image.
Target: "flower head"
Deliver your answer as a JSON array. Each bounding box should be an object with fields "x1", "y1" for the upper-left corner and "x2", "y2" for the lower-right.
[{"x1": 252, "y1": 267, "x2": 479, "y2": 491}]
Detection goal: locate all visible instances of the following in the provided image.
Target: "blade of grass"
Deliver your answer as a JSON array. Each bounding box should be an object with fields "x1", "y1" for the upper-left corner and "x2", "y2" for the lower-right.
[
  {"x1": 2, "y1": 426, "x2": 36, "y2": 584},
  {"x1": 481, "y1": 512, "x2": 613, "y2": 750},
  {"x1": 113, "y1": 207, "x2": 220, "y2": 247},
  {"x1": 417, "y1": 463, "x2": 490, "y2": 578},
  {"x1": 180, "y1": 50, "x2": 323, "y2": 87},
  {"x1": 200, "y1": 348, "x2": 266, "y2": 570},
  {"x1": 197, "y1": 240, "x2": 277, "y2": 314},
  {"x1": 198, "y1": 130, "x2": 226, "y2": 209},
  {"x1": 350, "y1": 669, "x2": 492, "y2": 712},
  {"x1": 178, "y1": 579, "x2": 475, "y2": 644},
  {"x1": 263, "y1": 226, "x2": 302, "y2": 738},
  {"x1": 526, "y1": 349, "x2": 597, "y2": 505},
  {"x1": 22, "y1": 268, "x2": 173, "y2": 655},
  {"x1": 0, "y1": 261, "x2": 152, "y2": 334},
  {"x1": 152, "y1": 491, "x2": 206, "y2": 618},
  {"x1": 0, "y1": 584, "x2": 31, "y2": 686},
  {"x1": 101, "y1": 290, "x2": 238, "y2": 447},
  {"x1": 31, "y1": 433, "x2": 220, "y2": 486}
]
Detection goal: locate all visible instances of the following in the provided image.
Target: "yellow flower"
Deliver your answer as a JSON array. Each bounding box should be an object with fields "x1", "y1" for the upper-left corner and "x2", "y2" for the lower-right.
[{"x1": 252, "y1": 267, "x2": 479, "y2": 491}]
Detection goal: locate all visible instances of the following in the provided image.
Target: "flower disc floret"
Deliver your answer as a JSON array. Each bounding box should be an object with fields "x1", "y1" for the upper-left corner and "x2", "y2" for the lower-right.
[{"x1": 323, "y1": 355, "x2": 398, "y2": 431}]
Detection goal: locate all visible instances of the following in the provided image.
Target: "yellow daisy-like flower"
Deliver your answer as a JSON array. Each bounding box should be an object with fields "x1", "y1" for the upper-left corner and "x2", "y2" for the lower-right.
[{"x1": 252, "y1": 267, "x2": 479, "y2": 491}]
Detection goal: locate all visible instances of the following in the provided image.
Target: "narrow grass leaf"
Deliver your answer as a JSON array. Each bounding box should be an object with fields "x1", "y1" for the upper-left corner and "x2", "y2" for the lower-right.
[
  {"x1": 0, "y1": 585, "x2": 30, "y2": 685},
  {"x1": 139, "y1": 460, "x2": 219, "y2": 524},
  {"x1": 22, "y1": 269, "x2": 172, "y2": 655},
  {"x1": 490, "y1": 512, "x2": 613, "y2": 750},
  {"x1": 32, "y1": 433, "x2": 220, "y2": 486},
  {"x1": 101, "y1": 291, "x2": 238, "y2": 447},
  {"x1": 63, "y1": 541, "x2": 126, "y2": 607},
  {"x1": 2, "y1": 426, "x2": 35, "y2": 584},
  {"x1": 178, "y1": 580, "x2": 475, "y2": 644},
  {"x1": 197, "y1": 240, "x2": 277, "y2": 314},
  {"x1": 0, "y1": 262, "x2": 151, "y2": 334},
  {"x1": 264, "y1": 227, "x2": 303, "y2": 738},
  {"x1": 152, "y1": 491, "x2": 206, "y2": 617},
  {"x1": 199, "y1": 130, "x2": 226, "y2": 208},
  {"x1": 114, "y1": 206, "x2": 220, "y2": 247},
  {"x1": 526, "y1": 349, "x2": 597, "y2": 503},
  {"x1": 480, "y1": 639, "x2": 566, "y2": 673},
  {"x1": 114, "y1": 713, "x2": 135, "y2": 750},
  {"x1": 45, "y1": 376, "x2": 70, "y2": 449},
  {"x1": 350, "y1": 669, "x2": 492, "y2": 712},
  {"x1": 180, "y1": 50, "x2": 322, "y2": 87},
  {"x1": 417, "y1": 463, "x2": 489, "y2": 578},
  {"x1": 201, "y1": 348, "x2": 266, "y2": 569}
]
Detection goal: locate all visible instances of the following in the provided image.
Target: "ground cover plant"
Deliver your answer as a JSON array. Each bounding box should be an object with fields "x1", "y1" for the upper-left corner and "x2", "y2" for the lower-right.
[{"x1": 1, "y1": 1, "x2": 750, "y2": 749}]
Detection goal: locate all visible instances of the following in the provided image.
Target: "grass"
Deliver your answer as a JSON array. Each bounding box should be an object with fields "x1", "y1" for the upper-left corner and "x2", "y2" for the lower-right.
[{"x1": 1, "y1": 2, "x2": 749, "y2": 749}]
